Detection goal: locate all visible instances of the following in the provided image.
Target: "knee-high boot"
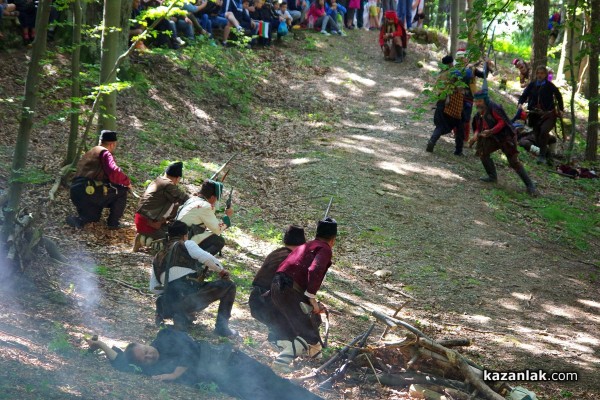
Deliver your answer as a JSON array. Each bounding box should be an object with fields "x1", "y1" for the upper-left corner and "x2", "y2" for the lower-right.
[
  {"x1": 516, "y1": 166, "x2": 538, "y2": 195},
  {"x1": 479, "y1": 158, "x2": 497, "y2": 182}
]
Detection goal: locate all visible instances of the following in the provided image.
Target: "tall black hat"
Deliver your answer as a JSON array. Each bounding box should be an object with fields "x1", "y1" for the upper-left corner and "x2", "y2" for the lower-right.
[
  {"x1": 316, "y1": 217, "x2": 337, "y2": 238},
  {"x1": 165, "y1": 161, "x2": 183, "y2": 177},
  {"x1": 283, "y1": 225, "x2": 306, "y2": 246},
  {"x1": 99, "y1": 130, "x2": 118, "y2": 142}
]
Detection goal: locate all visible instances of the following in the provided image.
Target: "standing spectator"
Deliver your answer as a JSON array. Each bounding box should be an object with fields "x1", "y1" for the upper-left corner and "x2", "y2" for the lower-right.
[
  {"x1": 14, "y1": 0, "x2": 37, "y2": 45},
  {"x1": 512, "y1": 58, "x2": 530, "y2": 88}
]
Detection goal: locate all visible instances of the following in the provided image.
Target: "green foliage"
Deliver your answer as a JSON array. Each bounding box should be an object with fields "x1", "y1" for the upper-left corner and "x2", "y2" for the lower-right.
[
  {"x1": 95, "y1": 265, "x2": 110, "y2": 277},
  {"x1": 197, "y1": 382, "x2": 220, "y2": 393},
  {"x1": 4, "y1": 165, "x2": 53, "y2": 184},
  {"x1": 243, "y1": 336, "x2": 258, "y2": 347},
  {"x1": 48, "y1": 322, "x2": 72, "y2": 355}
]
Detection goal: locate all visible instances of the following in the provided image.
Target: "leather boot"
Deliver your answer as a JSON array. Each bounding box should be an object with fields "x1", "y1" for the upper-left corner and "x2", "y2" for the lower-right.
[
  {"x1": 394, "y1": 45, "x2": 403, "y2": 63},
  {"x1": 274, "y1": 337, "x2": 308, "y2": 367},
  {"x1": 426, "y1": 141, "x2": 435, "y2": 152},
  {"x1": 516, "y1": 166, "x2": 538, "y2": 196},
  {"x1": 479, "y1": 158, "x2": 497, "y2": 182},
  {"x1": 215, "y1": 314, "x2": 238, "y2": 337}
]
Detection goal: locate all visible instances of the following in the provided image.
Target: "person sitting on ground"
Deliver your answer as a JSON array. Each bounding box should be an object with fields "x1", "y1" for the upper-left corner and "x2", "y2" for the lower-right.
[
  {"x1": 130, "y1": 0, "x2": 149, "y2": 51},
  {"x1": 0, "y1": 0, "x2": 18, "y2": 39},
  {"x1": 325, "y1": 0, "x2": 346, "y2": 35},
  {"x1": 66, "y1": 130, "x2": 131, "y2": 230},
  {"x1": 468, "y1": 90, "x2": 538, "y2": 195},
  {"x1": 195, "y1": 0, "x2": 244, "y2": 46},
  {"x1": 250, "y1": 0, "x2": 279, "y2": 44},
  {"x1": 151, "y1": 221, "x2": 237, "y2": 335},
  {"x1": 133, "y1": 161, "x2": 189, "y2": 252},
  {"x1": 379, "y1": 10, "x2": 406, "y2": 63},
  {"x1": 517, "y1": 65, "x2": 564, "y2": 165},
  {"x1": 275, "y1": 1, "x2": 292, "y2": 28},
  {"x1": 142, "y1": 0, "x2": 186, "y2": 48},
  {"x1": 228, "y1": 0, "x2": 256, "y2": 39},
  {"x1": 286, "y1": 0, "x2": 307, "y2": 24},
  {"x1": 512, "y1": 58, "x2": 530, "y2": 89},
  {"x1": 426, "y1": 55, "x2": 465, "y2": 156},
  {"x1": 249, "y1": 225, "x2": 307, "y2": 342},
  {"x1": 307, "y1": 0, "x2": 342, "y2": 35},
  {"x1": 175, "y1": 179, "x2": 233, "y2": 255},
  {"x1": 270, "y1": 217, "x2": 337, "y2": 367},
  {"x1": 86, "y1": 327, "x2": 323, "y2": 400},
  {"x1": 13, "y1": 0, "x2": 36, "y2": 45}
]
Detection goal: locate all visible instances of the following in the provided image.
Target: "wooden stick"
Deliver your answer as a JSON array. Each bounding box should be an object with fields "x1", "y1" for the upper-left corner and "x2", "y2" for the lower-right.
[
  {"x1": 372, "y1": 310, "x2": 426, "y2": 337},
  {"x1": 381, "y1": 301, "x2": 409, "y2": 339}
]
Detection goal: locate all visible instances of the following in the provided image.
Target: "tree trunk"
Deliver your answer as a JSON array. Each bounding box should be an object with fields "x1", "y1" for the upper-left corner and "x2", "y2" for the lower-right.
[
  {"x1": 566, "y1": 0, "x2": 580, "y2": 163},
  {"x1": 436, "y1": 0, "x2": 448, "y2": 29},
  {"x1": 585, "y1": 0, "x2": 599, "y2": 161},
  {"x1": 98, "y1": 0, "x2": 122, "y2": 132},
  {"x1": 65, "y1": 0, "x2": 83, "y2": 166},
  {"x1": 2, "y1": 0, "x2": 52, "y2": 241},
  {"x1": 449, "y1": 0, "x2": 459, "y2": 54},
  {"x1": 118, "y1": 0, "x2": 133, "y2": 73},
  {"x1": 556, "y1": 0, "x2": 571, "y2": 82},
  {"x1": 465, "y1": 0, "x2": 479, "y2": 45},
  {"x1": 531, "y1": 0, "x2": 550, "y2": 69}
]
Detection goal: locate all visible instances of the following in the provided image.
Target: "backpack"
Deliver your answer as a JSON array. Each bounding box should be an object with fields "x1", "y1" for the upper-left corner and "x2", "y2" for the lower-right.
[
  {"x1": 278, "y1": 21, "x2": 289, "y2": 36},
  {"x1": 152, "y1": 241, "x2": 182, "y2": 285}
]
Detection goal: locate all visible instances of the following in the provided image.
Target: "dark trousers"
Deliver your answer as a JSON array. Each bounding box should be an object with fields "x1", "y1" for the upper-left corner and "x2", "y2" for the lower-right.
[
  {"x1": 430, "y1": 100, "x2": 464, "y2": 154},
  {"x1": 199, "y1": 343, "x2": 323, "y2": 400},
  {"x1": 270, "y1": 273, "x2": 321, "y2": 345},
  {"x1": 249, "y1": 286, "x2": 295, "y2": 341},
  {"x1": 529, "y1": 112, "x2": 556, "y2": 157},
  {"x1": 161, "y1": 277, "x2": 236, "y2": 327},
  {"x1": 70, "y1": 177, "x2": 128, "y2": 227},
  {"x1": 198, "y1": 234, "x2": 225, "y2": 255},
  {"x1": 476, "y1": 135, "x2": 522, "y2": 170}
]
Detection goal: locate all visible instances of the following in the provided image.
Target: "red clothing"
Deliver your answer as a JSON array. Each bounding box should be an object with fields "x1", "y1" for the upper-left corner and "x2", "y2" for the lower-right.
[
  {"x1": 101, "y1": 151, "x2": 130, "y2": 187},
  {"x1": 379, "y1": 20, "x2": 405, "y2": 47},
  {"x1": 134, "y1": 213, "x2": 157, "y2": 234},
  {"x1": 474, "y1": 108, "x2": 506, "y2": 135},
  {"x1": 276, "y1": 239, "x2": 332, "y2": 296},
  {"x1": 306, "y1": 4, "x2": 325, "y2": 20}
]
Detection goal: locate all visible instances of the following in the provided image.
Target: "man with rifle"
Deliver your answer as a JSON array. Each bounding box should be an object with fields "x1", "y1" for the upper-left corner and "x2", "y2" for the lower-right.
[
  {"x1": 270, "y1": 200, "x2": 337, "y2": 367},
  {"x1": 150, "y1": 221, "x2": 237, "y2": 336},
  {"x1": 66, "y1": 130, "x2": 131, "y2": 229},
  {"x1": 132, "y1": 161, "x2": 189, "y2": 252},
  {"x1": 176, "y1": 155, "x2": 235, "y2": 255},
  {"x1": 249, "y1": 225, "x2": 307, "y2": 342}
]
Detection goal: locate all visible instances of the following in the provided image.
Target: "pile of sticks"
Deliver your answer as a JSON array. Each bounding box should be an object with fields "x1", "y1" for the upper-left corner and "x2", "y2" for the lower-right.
[{"x1": 299, "y1": 308, "x2": 517, "y2": 400}]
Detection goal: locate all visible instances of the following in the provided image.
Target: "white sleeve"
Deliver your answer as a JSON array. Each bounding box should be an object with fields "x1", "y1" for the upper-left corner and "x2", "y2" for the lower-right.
[{"x1": 184, "y1": 240, "x2": 223, "y2": 272}]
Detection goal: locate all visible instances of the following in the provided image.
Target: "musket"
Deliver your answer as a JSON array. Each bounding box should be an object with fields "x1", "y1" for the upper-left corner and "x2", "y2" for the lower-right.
[
  {"x1": 323, "y1": 196, "x2": 334, "y2": 219},
  {"x1": 210, "y1": 153, "x2": 237, "y2": 181},
  {"x1": 481, "y1": 25, "x2": 496, "y2": 92},
  {"x1": 225, "y1": 187, "x2": 234, "y2": 209}
]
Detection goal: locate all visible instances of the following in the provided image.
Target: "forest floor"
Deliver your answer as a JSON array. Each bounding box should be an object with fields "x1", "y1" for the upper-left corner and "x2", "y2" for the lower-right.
[{"x1": 0, "y1": 28, "x2": 599, "y2": 400}]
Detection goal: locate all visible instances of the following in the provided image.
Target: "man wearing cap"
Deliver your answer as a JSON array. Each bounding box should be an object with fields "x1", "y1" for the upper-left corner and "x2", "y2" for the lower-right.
[
  {"x1": 426, "y1": 55, "x2": 465, "y2": 156},
  {"x1": 512, "y1": 58, "x2": 530, "y2": 88},
  {"x1": 270, "y1": 217, "x2": 337, "y2": 366},
  {"x1": 176, "y1": 179, "x2": 233, "y2": 255},
  {"x1": 151, "y1": 221, "x2": 237, "y2": 336},
  {"x1": 469, "y1": 90, "x2": 538, "y2": 195},
  {"x1": 133, "y1": 162, "x2": 190, "y2": 251},
  {"x1": 517, "y1": 65, "x2": 564, "y2": 164},
  {"x1": 249, "y1": 225, "x2": 307, "y2": 342},
  {"x1": 66, "y1": 130, "x2": 131, "y2": 229}
]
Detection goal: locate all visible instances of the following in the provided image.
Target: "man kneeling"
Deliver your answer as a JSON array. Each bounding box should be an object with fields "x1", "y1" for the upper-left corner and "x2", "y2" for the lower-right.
[
  {"x1": 86, "y1": 327, "x2": 323, "y2": 400},
  {"x1": 151, "y1": 221, "x2": 237, "y2": 336}
]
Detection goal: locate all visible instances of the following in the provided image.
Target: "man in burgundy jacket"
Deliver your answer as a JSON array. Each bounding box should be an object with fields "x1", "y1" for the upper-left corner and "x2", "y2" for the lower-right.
[
  {"x1": 270, "y1": 217, "x2": 337, "y2": 367},
  {"x1": 66, "y1": 130, "x2": 131, "y2": 229}
]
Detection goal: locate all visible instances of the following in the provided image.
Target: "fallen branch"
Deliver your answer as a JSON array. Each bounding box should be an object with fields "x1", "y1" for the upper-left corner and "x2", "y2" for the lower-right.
[
  {"x1": 372, "y1": 310, "x2": 426, "y2": 337},
  {"x1": 359, "y1": 371, "x2": 469, "y2": 392}
]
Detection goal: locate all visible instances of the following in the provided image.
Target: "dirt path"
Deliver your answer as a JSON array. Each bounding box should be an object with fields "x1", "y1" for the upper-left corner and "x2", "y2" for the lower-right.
[{"x1": 0, "y1": 29, "x2": 598, "y2": 400}]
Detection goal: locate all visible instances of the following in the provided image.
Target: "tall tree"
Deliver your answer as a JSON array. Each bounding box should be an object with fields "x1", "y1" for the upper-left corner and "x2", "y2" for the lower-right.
[
  {"x1": 436, "y1": 0, "x2": 448, "y2": 29},
  {"x1": 585, "y1": 0, "x2": 599, "y2": 160},
  {"x1": 532, "y1": 0, "x2": 550, "y2": 69},
  {"x1": 2, "y1": 0, "x2": 52, "y2": 240},
  {"x1": 450, "y1": 0, "x2": 459, "y2": 54},
  {"x1": 98, "y1": 0, "x2": 122, "y2": 131},
  {"x1": 65, "y1": 0, "x2": 83, "y2": 166}
]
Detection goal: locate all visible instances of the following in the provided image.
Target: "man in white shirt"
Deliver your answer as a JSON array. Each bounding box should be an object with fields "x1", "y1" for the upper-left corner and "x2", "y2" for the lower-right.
[
  {"x1": 176, "y1": 179, "x2": 234, "y2": 255},
  {"x1": 151, "y1": 221, "x2": 237, "y2": 336}
]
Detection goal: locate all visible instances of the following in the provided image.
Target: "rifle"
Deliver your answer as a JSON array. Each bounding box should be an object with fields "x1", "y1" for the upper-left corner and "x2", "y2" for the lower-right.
[
  {"x1": 210, "y1": 153, "x2": 237, "y2": 182},
  {"x1": 222, "y1": 187, "x2": 233, "y2": 227},
  {"x1": 323, "y1": 196, "x2": 333, "y2": 219},
  {"x1": 481, "y1": 25, "x2": 496, "y2": 92}
]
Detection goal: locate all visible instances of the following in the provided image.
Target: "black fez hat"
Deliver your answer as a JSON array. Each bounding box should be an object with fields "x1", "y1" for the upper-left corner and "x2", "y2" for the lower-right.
[
  {"x1": 165, "y1": 161, "x2": 183, "y2": 177},
  {"x1": 441, "y1": 55, "x2": 454, "y2": 65},
  {"x1": 168, "y1": 220, "x2": 188, "y2": 237},
  {"x1": 316, "y1": 217, "x2": 337, "y2": 238},
  {"x1": 100, "y1": 130, "x2": 118, "y2": 142},
  {"x1": 283, "y1": 225, "x2": 306, "y2": 246}
]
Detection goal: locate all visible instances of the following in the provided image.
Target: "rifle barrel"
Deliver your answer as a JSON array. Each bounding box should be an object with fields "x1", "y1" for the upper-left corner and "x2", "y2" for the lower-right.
[
  {"x1": 210, "y1": 153, "x2": 237, "y2": 181},
  {"x1": 324, "y1": 196, "x2": 334, "y2": 219}
]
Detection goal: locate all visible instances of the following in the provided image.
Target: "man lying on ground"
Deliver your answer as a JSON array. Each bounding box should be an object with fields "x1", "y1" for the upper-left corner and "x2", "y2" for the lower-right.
[{"x1": 86, "y1": 327, "x2": 323, "y2": 400}]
